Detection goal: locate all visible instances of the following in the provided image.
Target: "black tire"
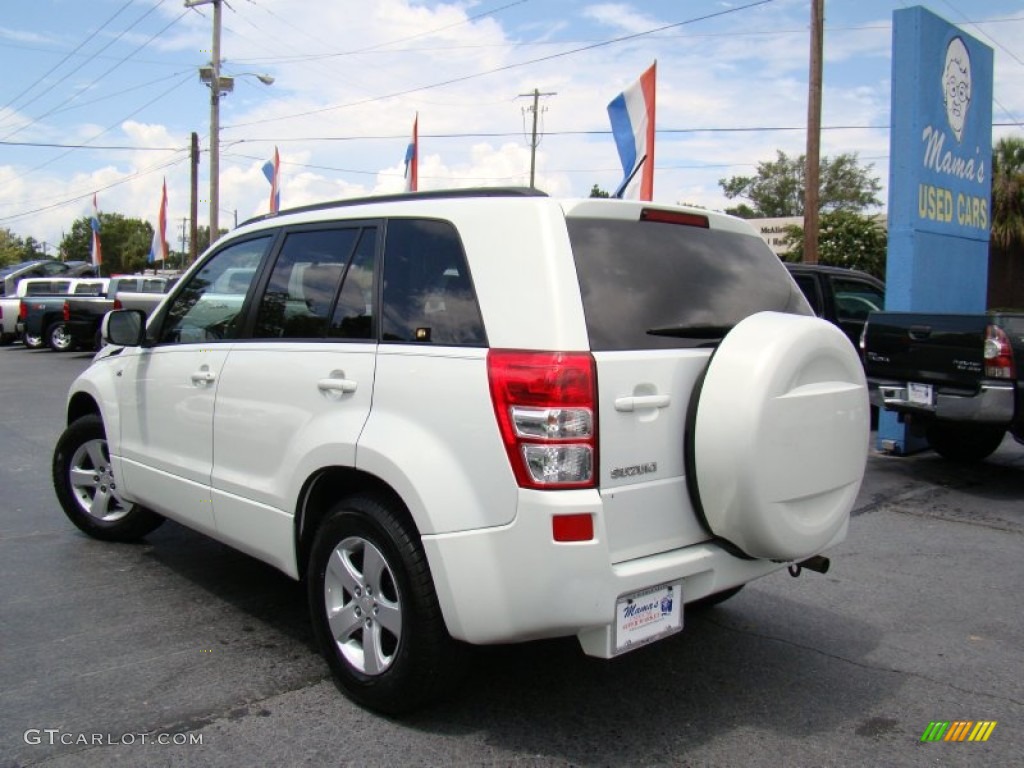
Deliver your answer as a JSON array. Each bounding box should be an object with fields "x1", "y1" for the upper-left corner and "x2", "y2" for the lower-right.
[
  {"x1": 688, "y1": 585, "x2": 744, "y2": 611},
  {"x1": 52, "y1": 414, "x2": 164, "y2": 541},
  {"x1": 925, "y1": 422, "x2": 1005, "y2": 463},
  {"x1": 47, "y1": 322, "x2": 77, "y2": 352},
  {"x1": 307, "y1": 494, "x2": 467, "y2": 714},
  {"x1": 23, "y1": 330, "x2": 44, "y2": 349}
]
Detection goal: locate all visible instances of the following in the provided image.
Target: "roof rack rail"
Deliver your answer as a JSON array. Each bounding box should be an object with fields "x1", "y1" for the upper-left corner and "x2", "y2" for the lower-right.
[{"x1": 239, "y1": 186, "x2": 548, "y2": 228}]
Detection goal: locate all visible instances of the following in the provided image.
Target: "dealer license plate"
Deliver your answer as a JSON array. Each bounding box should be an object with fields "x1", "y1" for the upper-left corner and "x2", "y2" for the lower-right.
[
  {"x1": 614, "y1": 582, "x2": 683, "y2": 654},
  {"x1": 907, "y1": 382, "x2": 934, "y2": 406}
]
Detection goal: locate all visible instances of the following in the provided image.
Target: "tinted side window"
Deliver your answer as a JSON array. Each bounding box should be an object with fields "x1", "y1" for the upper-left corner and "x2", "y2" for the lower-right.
[
  {"x1": 831, "y1": 278, "x2": 884, "y2": 322},
  {"x1": 74, "y1": 281, "x2": 106, "y2": 296},
  {"x1": 160, "y1": 236, "x2": 271, "y2": 344},
  {"x1": 792, "y1": 274, "x2": 822, "y2": 315},
  {"x1": 329, "y1": 229, "x2": 376, "y2": 340},
  {"x1": 381, "y1": 219, "x2": 485, "y2": 346},
  {"x1": 253, "y1": 228, "x2": 359, "y2": 339}
]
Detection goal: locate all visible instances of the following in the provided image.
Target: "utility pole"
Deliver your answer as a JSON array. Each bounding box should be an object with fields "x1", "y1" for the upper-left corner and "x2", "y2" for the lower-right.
[
  {"x1": 186, "y1": 0, "x2": 224, "y2": 240},
  {"x1": 518, "y1": 88, "x2": 556, "y2": 188},
  {"x1": 803, "y1": 0, "x2": 824, "y2": 264},
  {"x1": 190, "y1": 131, "x2": 199, "y2": 263}
]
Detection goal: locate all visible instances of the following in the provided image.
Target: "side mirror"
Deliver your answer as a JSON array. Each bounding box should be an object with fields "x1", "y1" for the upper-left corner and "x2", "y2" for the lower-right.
[{"x1": 103, "y1": 309, "x2": 147, "y2": 347}]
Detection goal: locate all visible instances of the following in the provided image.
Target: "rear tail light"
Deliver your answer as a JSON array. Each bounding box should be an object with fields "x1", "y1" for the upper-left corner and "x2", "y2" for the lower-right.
[
  {"x1": 63, "y1": 300, "x2": 70, "y2": 322},
  {"x1": 487, "y1": 350, "x2": 597, "y2": 489},
  {"x1": 113, "y1": 298, "x2": 123, "y2": 310},
  {"x1": 984, "y1": 325, "x2": 1015, "y2": 379},
  {"x1": 18, "y1": 300, "x2": 27, "y2": 320}
]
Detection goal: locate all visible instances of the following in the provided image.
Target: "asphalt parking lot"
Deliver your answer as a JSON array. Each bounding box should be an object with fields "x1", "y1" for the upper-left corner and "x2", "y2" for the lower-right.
[{"x1": 1, "y1": 344, "x2": 1022, "y2": 768}]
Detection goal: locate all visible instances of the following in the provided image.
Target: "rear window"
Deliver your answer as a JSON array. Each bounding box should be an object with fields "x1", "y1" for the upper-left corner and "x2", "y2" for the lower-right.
[{"x1": 567, "y1": 218, "x2": 810, "y2": 350}]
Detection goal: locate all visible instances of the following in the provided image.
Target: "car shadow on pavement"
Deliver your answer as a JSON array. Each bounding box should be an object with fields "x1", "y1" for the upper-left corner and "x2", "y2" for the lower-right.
[{"x1": 400, "y1": 591, "x2": 892, "y2": 765}]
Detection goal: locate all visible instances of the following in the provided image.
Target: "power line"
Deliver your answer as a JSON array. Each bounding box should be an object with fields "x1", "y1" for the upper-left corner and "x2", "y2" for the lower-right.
[
  {"x1": 0, "y1": 1, "x2": 171, "y2": 139},
  {"x1": 6, "y1": 120, "x2": 1020, "y2": 156},
  {"x1": 225, "y1": 16, "x2": 1024, "y2": 65},
  {"x1": 6, "y1": 71, "x2": 194, "y2": 185},
  {"x1": 0, "y1": 0, "x2": 138, "y2": 116},
  {"x1": 0, "y1": 139, "x2": 182, "y2": 151},
  {"x1": 224, "y1": 0, "x2": 776, "y2": 131},
  {"x1": 0, "y1": 153, "x2": 189, "y2": 224}
]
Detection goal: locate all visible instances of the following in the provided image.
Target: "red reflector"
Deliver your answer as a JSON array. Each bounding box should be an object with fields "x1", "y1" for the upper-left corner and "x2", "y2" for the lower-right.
[
  {"x1": 552, "y1": 514, "x2": 594, "y2": 542},
  {"x1": 640, "y1": 208, "x2": 709, "y2": 228}
]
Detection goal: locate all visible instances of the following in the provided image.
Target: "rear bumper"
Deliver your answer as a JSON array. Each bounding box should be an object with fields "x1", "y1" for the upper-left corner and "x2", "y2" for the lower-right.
[
  {"x1": 868, "y1": 379, "x2": 1015, "y2": 423},
  {"x1": 422, "y1": 489, "x2": 845, "y2": 657}
]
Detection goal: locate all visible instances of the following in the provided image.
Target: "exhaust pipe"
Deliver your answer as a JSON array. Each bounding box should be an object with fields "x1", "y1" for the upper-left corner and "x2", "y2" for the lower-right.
[{"x1": 788, "y1": 555, "x2": 830, "y2": 577}]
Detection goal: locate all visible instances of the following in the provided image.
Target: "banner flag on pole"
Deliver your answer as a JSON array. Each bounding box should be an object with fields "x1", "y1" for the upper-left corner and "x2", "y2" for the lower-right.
[
  {"x1": 607, "y1": 61, "x2": 657, "y2": 200},
  {"x1": 148, "y1": 178, "x2": 168, "y2": 264},
  {"x1": 262, "y1": 146, "x2": 280, "y2": 213},
  {"x1": 90, "y1": 193, "x2": 103, "y2": 267},
  {"x1": 404, "y1": 113, "x2": 418, "y2": 192}
]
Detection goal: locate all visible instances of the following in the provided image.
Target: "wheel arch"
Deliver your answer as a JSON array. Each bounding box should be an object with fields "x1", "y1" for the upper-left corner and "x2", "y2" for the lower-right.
[
  {"x1": 67, "y1": 391, "x2": 101, "y2": 426},
  {"x1": 294, "y1": 466, "x2": 413, "y2": 580}
]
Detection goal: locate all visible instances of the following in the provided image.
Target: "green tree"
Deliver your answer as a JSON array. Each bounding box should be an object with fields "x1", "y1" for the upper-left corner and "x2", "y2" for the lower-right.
[
  {"x1": 0, "y1": 229, "x2": 53, "y2": 266},
  {"x1": 60, "y1": 213, "x2": 154, "y2": 275},
  {"x1": 0, "y1": 228, "x2": 25, "y2": 267},
  {"x1": 991, "y1": 135, "x2": 1024, "y2": 250},
  {"x1": 780, "y1": 210, "x2": 888, "y2": 279},
  {"x1": 719, "y1": 150, "x2": 882, "y2": 217},
  {"x1": 589, "y1": 184, "x2": 610, "y2": 198}
]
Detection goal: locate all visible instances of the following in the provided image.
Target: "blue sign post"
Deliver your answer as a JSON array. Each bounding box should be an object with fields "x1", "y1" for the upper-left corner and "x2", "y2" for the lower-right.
[{"x1": 879, "y1": 7, "x2": 994, "y2": 454}]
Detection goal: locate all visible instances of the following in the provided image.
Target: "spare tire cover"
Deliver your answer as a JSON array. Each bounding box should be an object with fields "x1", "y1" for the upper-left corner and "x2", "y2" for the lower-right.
[{"x1": 692, "y1": 311, "x2": 868, "y2": 561}]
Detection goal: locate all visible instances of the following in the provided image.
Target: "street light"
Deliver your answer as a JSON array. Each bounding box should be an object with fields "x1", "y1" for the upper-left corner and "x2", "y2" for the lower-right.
[{"x1": 188, "y1": 0, "x2": 273, "y2": 240}]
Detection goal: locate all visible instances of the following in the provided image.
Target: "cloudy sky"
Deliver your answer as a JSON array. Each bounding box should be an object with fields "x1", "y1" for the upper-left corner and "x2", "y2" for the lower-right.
[{"x1": 0, "y1": 0, "x2": 1021, "y2": 252}]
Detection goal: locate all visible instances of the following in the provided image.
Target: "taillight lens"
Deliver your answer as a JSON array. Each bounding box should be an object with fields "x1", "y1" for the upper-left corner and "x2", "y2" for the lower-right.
[
  {"x1": 113, "y1": 298, "x2": 123, "y2": 310},
  {"x1": 487, "y1": 350, "x2": 597, "y2": 489},
  {"x1": 18, "y1": 300, "x2": 27, "y2": 320},
  {"x1": 63, "y1": 300, "x2": 70, "y2": 322},
  {"x1": 984, "y1": 325, "x2": 1016, "y2": 379}
]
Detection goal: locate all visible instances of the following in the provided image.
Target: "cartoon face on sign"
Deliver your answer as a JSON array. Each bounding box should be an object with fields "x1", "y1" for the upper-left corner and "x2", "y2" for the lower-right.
[{"x1": 943, "y1": 37, "x2": 971, "y2": 143}]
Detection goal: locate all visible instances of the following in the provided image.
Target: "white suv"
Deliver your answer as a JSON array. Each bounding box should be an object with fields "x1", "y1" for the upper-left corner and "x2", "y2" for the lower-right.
[{"x1": 52, "y1": 189, "x2": 869, "y2": 713}]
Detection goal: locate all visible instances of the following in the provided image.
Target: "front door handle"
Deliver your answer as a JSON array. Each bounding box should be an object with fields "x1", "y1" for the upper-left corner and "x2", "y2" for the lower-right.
[{"x1": 614, "y1": 394, "x2": 671, "y2": 412}]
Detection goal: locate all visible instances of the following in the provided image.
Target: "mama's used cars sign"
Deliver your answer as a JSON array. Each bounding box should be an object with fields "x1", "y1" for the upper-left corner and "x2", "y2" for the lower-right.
[{"x1": 886, "y1": 6, "x2": 993, "y2": 312}]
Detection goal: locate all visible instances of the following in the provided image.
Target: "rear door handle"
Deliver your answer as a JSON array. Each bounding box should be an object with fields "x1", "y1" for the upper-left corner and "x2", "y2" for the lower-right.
[
  {"x1": 614, "y1": 394, "x2": 671, "y2": 412},
  {"x1": 908, "y1": 325, "x2": 932, "y2": 340},
  {"x1": 190, "y1": 367, "x2": 216, "y2": 385},
  {"x1": 317, "y1": 371, "x2": 358, "y2": 397}
]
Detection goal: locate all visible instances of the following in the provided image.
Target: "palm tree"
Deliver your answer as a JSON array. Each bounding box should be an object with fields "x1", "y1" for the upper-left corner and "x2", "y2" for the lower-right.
[{"x1": 991, "y1": 135, "x2": 1024, "y2": 249}]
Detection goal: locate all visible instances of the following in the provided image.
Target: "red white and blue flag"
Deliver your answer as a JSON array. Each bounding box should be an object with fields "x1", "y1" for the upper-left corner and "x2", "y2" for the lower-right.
[
  {"x1": 262, "y1": 146, "x2": 280, "y2": 213},
  {"x1": 89, "y1": 193, "x2": 102, "y2": 267},
  {"x1": 607, "y1": 61, "x2": 656, "y2": 200},
  {"x1": 148, "y1": 178, "x2": 167, "y2": 264},
  {"x1": 404, "y1": 114, "x2": 418, "y2": 192}
]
